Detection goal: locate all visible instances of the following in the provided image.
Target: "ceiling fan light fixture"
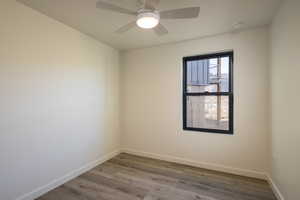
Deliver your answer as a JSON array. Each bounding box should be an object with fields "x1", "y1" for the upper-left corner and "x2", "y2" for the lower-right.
[{"x1": 136, "y1": 11, "x2": 160, "y2": 29}]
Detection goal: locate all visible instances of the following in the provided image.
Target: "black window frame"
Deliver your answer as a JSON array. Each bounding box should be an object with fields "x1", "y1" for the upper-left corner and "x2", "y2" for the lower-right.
[{"x1": 182, "y1": 51, "x2": 234, "y2": 134}]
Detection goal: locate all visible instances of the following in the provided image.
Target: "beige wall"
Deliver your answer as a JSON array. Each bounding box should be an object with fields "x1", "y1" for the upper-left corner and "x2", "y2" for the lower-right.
[
  {"x1": 121, "y1": 27, "x2": 271, "y2": 177},
  {"x1": 0, "y1": 1, "x2": 120, "y2": 200},
  {"x1": 270, "y1": 0, "x2": 300, "y2": 199}
]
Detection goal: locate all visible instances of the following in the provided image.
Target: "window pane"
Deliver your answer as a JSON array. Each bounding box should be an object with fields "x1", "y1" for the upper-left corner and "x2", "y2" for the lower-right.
[
  {"x1": 186, "y1": 96, "x2": 229, "y2": 130},
  {"x1": 186, "y1": 57, "x2": 229, "y2": 93}
]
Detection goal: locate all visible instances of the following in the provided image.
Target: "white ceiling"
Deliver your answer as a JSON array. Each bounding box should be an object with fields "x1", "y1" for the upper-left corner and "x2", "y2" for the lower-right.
[{"x1": 17, "y1": 0, "x2": 282, "y2": 50}]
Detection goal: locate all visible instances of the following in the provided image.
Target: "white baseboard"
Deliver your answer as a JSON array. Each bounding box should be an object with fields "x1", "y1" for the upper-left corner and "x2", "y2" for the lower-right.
[
  {"x1": 121, "y1": 148, "x2": 268, "y2": 180},
  {"x1": 267, "y1": 175, "x2": 285, "y2": 200},
  {"x1": 16, "y1": 149, "x2": 121, "y2": 200},
  {"x1": 122, "y1": 148, "x2": 287, "y2": 200},
  {"x1": 15, "y1": 148, "x2": 284, "y2": 200}
]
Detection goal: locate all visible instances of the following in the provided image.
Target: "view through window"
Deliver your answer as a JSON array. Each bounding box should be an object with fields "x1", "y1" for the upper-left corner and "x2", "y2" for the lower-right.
[{"x1": 183, "y1": 52, "x2": 233, "y2": 134}]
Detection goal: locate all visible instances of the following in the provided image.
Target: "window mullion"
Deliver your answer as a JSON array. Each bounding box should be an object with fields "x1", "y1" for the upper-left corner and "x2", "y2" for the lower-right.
[{"x1": 185, "y1": 92, "x2": 231, "y2": 96}]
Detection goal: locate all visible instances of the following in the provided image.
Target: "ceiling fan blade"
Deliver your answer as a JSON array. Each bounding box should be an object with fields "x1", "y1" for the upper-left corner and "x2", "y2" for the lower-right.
[
  {"x1": 96, "y1": 0, "x2": 137, "y2": 15},
  {"x1": 160, "y1": 7, "x2": 200, "y2": 19},
  {"x1": 154, "y1": 23, "x2": 168, "y2": 36},
  {"x1": 115, "y1": 21, "x2": 137, "y2": 34},
  {"x1": 144, "y1": 0, "x2": 160, "y2": 10}
]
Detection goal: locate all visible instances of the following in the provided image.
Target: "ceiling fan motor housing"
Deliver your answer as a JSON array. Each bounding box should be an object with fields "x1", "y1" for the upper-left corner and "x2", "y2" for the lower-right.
[{"x1": 136, "y1": 10, "x2": 160, "y2": 29}]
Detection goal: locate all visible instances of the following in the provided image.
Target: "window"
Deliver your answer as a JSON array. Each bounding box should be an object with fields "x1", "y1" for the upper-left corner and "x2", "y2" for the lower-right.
[{"x1": 183, "y1": 52, "x2": 233, "y2": 134}]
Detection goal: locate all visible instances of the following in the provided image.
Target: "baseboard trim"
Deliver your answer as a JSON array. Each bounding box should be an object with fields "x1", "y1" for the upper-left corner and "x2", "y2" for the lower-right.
[
  {"x1": 122, "y1": 149, "x2": 287, "y2": 200},
  {"x1": 15, "y1": 148, "x2": 284, "y2": 200},
  {"x1": 16, "y1": 149, "x2": 121, "y2": 200},
  {"x1": 267, "y1": 175, "x2": 285, "y2": 200},
  {"x1": 121, "y1": 148, "x2": 268, "y2": 180}
]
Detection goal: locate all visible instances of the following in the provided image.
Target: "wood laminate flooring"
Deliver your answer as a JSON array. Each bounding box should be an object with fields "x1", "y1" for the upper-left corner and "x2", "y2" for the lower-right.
[{"x1": 36, "y1": 153, "x2": 276, "y2": 200}]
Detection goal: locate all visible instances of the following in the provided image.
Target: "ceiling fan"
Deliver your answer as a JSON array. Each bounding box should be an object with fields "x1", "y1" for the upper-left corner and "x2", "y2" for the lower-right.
[{"x1": 96, "y1": 0, "x2": 200, "y2": 35}]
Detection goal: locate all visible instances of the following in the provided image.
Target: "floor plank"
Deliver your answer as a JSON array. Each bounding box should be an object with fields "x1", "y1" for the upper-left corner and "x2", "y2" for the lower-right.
[{"x1": 36, "y1": 153, "x2": 276, "y2": 200}]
